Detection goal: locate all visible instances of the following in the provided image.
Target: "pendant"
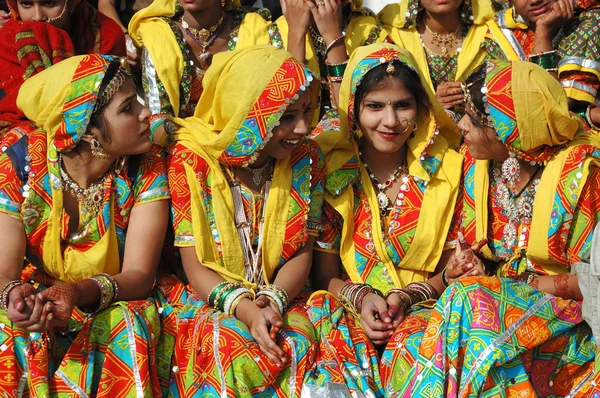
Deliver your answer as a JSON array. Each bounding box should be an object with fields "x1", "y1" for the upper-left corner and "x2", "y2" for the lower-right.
[
  {"x1": 251, "y1": 171, "x2": 263, "y2": 186},
  {"x1": 441, "y1": 45, "x2": 447, "y2": 54},
  {"x1": 198, "y1": 50, "x2": 211, "y2": 61},
  {"x1": 377, "y1": 191, "x2": 390, "y2": 211}
]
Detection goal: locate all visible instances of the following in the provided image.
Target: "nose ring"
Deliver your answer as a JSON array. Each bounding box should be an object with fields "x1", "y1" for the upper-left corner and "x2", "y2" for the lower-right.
[{"x1": 387, "y1": 100, "x2": 391, "y2": 105}]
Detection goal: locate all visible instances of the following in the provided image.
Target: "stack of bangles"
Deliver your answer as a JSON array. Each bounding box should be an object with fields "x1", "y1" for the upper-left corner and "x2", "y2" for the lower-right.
[
  {"x1": 385, "y1": 282, "x2": 439, "y2": 310},
  {"x1": 339, "y1": 283, "x2": 383, "y2": 313},
  {"x1": 0, "y1": 280, "x2": 27, "y2": 311},
  {"x1": 256, "y1": 284, "x2": 289, "y2": 314},
  {"x1": 326, "y1": 60, "x2": 347, "y2": 83},
  {"x1": 148, "y1": 113, "x2": 175, "y2": 147},
  {"x1": 82, "y1": 273, "x2": 120, "y2": 313},
  {"x1": 208, "y1": 282, "x2": 254, "y2": 316},
  {"x1": 528, "y1": 50, "x2": 559, "y2": 72}
]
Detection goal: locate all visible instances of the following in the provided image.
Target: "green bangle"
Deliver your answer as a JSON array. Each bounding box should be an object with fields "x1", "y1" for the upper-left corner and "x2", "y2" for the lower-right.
[
  {"x1": 327, "y1": 62, "x2": 347, "y2": 78},
  {"x1": 216, "y1": 285, "x2": 240, "y2": 311},
  {"x1": 208, "y1": 281, "x2": 231, "y2": 307},
  {"x1": 529, "y1": 51, "x2": 559, "y2": 70}
]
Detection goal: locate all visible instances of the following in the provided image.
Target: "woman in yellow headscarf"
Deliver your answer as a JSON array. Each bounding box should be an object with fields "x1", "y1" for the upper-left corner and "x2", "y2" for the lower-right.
[
  {"x1": 128, "y1": 0, "x2": 283, "y2": 119},
  {"x1": 309, "y1": 42, "x2": 485, "y2": 394},
  {"x1": 166, "y1": 45, "x2": 382, "y2": 396},
  {"x1": 394, "y1": 60, "x2": 600, "y2": 397},
  {"x1": 378, "y1": 0, "x2": 503, "y2": 120},
  {"x1": 0, "y1": 54, "x2": 176, "y2": 396}
]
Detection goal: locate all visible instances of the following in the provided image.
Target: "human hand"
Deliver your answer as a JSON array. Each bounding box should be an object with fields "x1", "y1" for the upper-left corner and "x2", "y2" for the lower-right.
[
  {"x1": 280, "y1": 0, "x2": 312, "y2": 38},
  {"x1": 125, "y1": 33, "x2": 139, "y2": 69},
  {"x1": 445, "y1": 228, "x2": 487, "y2": 284},
  {"x1": 6, "y1": 284, "x2": 53, "y2": 332},
  {"x1": 40, "y1": 282, "x2": 81, "y2": 330},
  {"x1": 308, "y1": 0, "x2": 343, "y2": 45},
  {"x1": 535, "y1": 0, "x2": 574, "y2": 37},
  {"x1": 237, "y1": 299, "x2": 287, "y2": 366},
  {"x1": 359, "y1": 292, "x2": 395, "y2": 346},
  {"x1": 436, "y1": 81, "x2": 464, "y2": 110},
  {"x1": 0, "y1": 10, "x2": 10, "y2": 29},
  {"x1": 254, "y1": 295, "x2": 283, "y2": 340}
]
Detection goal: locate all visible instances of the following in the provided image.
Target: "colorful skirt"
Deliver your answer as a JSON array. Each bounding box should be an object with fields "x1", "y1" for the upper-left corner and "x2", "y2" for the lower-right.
[
  {"x1": 381, "y1": 276, "x2": 600, "y2": 397},
  {"x1": 0, "y1": 274, "x2": 184, "y2": 398}
]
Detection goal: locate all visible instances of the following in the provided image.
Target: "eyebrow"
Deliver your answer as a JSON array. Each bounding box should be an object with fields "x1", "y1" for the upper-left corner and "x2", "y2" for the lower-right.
[
  {"x1": 285, "y1": 101, "x2": 313, "y2": 112},
  {"x1": 118, "y1": 93, "x2": 136, "y2": 108},
  {"x1": 365, "y1": 97, "x2": 414, "y2": 103}
]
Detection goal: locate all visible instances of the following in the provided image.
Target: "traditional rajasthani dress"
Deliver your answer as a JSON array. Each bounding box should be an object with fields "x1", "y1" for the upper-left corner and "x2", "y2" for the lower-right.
[
  {"x1": 166, "y1": 45, "x2": 381, "y2": 397},
  {"x1": 389, "y1": 60, "x2": 600, "y2": 397},
  {"x1": 0, "y1": 54, "x2": 178, "y2": 397},
  {"x1": 275, "y1": 7, "x2": 390, "y2": 114},
  {"x1": 486, "y1": 1, "x2": 600, "y2": 108},
  {"x1": 129, "y1": 0, "x2": 283, "y2": 118},
  {"x1": 0, "y1": 0, "x2": 125, "y2": 137},
  {"x1": 378, "y1": 0, "x2": 503, "y2": 120}
]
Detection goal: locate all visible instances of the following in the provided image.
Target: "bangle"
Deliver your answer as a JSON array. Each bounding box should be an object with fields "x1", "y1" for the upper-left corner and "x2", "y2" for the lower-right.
[
  {"x1": 216, "y1": 284, "x2": 243, "y2": 312},
  {"x1": 256, "y1": 290, "x2": 285, "y2": 314},
  {"x1": 586, "y1": 105, "x2": 600, "y2": 130},
  {"x1": 208, "y1": 281, "x2": 231, "y2": 307},
  {"x1": 339, "y1": 283, "x2": 380, "y2": 313},
  {"x1": 385, "y1": 288, "x2": 414, "y2": 309},
  {"x1": 325, "y1": 32, "x2": 346, "y2": 55},
  {"x1": 528, "y1": 50, "x2": 559, "y2": 71},
  {"x1": 328, "y1": 75, "x2": 344, "y2": 83},
  {"x1": 0, "y1": 280, "x2": 26, "y2": 311},
  {"x1": 441, "y1": 267, "x2": 450, "y2": 288},
  {"x1": 326, "y1": 60, "x2": 347, "y2": 78},
  {"x1": 148, "y1": 113, "x2": 167, "y2": 144},
  {"x1": 83, "y1": 274, "x2": 116, "y2": 313},
  {"x1": 224, "y1": 288, "x2": 252, "y2": 316},
  {"x1": 405, "y1": 282, "x2": 439, "y2": 302},
  {"x1": 96, "y1": 273, "x2": 119, "y2": 301}
]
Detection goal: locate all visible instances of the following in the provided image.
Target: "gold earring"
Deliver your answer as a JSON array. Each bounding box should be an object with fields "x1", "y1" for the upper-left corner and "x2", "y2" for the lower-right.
[{"x1": 91, "y1": 138, "x2": 110, "y2": 159}]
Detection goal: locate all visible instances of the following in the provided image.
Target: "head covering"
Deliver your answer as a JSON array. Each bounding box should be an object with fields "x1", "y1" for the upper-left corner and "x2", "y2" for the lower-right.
[
  {"x1": 172, "y1": 45, "x2": 316, "y2": 289},
  {"x1": 470, "y1": 59, "x2": 581, "y2": 163},
  {"x1": 314, "y1": 43, "x2": 463, "y2": 288},
  {"x1": 14, "y1": 54, "x2": 132, "y2": 281},
  {"x1": 379, "y1": 0, "x2": 494, "y2": 28}
]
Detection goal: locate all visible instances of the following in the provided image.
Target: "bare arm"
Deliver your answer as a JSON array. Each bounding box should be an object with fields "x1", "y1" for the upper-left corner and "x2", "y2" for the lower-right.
[
  {"x1": 98, "y1": 0, "x2": 128, "y2": 33},
  {"x1": 311, "y1": 249, "x2": 346, "y2": 295},
  {"x1": 272, "y1": 236, "x2": 315, "y2": 301},
  {"x1": 280, "y1": 0, "x2": 311, "y2": 64},
  {"x1": 530, "y1": 274, "x2": 582, "y2": 300},
  {"x1": 0, "y1": 213, "x2": 26, "y2": 289}
]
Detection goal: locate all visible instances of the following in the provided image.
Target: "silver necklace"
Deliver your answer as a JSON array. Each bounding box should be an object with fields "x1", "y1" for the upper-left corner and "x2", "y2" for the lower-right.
[
  {"x1": 242, "y1": 157, "x2": 274, "y2": 186},
  {"x1": 360, "y1": 152, "x2": 408, "y2": 216}
]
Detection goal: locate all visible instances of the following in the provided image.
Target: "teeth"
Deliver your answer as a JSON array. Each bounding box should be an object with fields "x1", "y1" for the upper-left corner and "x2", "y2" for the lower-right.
[{"x1": 282, "y1": 139, "x2": 300, "y2": 145}]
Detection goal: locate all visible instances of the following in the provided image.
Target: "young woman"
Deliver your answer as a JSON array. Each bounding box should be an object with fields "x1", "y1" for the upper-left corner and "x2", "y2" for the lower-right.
[
  {"x1": 378, "y1": 0, "x2": 501, "y2": 118},
  {"x1": 395, "y1": 60, "x2": 600, "y2": 397},
  {"x1": 0, "y1": 54, "x2": 176, "y2": 396},
  {"x1": 486, "y1": 0, "x2": 600, "y2": 127},
  {"x1": 0, "y1": 0, "x2": 125, "y2": 136},
  {"x1": 129, "y1": 0, "x2": 282, "y2": 118}
]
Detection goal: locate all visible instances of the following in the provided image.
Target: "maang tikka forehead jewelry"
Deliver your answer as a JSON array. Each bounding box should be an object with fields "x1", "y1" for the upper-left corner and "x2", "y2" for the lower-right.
[{"x1": 386, "y1": 62, "x2": 395, "y2": 74}]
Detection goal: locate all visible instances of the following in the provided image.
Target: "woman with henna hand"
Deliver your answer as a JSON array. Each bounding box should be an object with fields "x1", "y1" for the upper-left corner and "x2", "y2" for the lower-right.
[
  {"x1": 309, "y1": 43, "x2": 486, "y2": 394},
  {"x1": 394, "y1": 59, "x2": 600, "y2": 397},
  {"x1": 0, "y1": 55, "x2": 177, "y2": 396},
  {"x1": 378, "y1": 0, "x2": 503, "y2": 121},
  {"x1": 276, "y1": 0, "x2": 389, "y2": 113},
  {"x1": 486, "y1": 0, "x2": 600, "y2": 130},
  {"x1": 129, "y1": 0, "x2": 283, "y2": 121},
  {"x1": 166, "y1": 46, "x2": 379, "y2": 396}
]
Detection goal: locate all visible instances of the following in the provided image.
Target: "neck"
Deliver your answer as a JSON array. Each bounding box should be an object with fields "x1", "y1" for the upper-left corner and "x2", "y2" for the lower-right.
[
  {"x1": 516, "y1": 157, "x2": 541, "y2": 186},
  {"x1": 183, "y1": 7, "x2": 223, "y2": 30},
  {"x1": 248, "y1": 152, "x2": 272, "y2": 169},
  {"x1": 360, "y1": 141, "x2": 408, "y2": 175},
  {"x1": 61, "y1": 148, "x2": 115, "y2": 188},
  {"x1": 423, "y1": 10, "x2": 461, "y2": 34}
]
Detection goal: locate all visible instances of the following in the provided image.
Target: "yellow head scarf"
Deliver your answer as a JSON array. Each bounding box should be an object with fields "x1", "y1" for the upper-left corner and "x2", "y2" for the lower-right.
[
  {"x1": 16, "y1": 55, "x2": 126, "y2": 281},
  {"x1": 378, "y1": 0, "x2": 495, "y2": 91},
  {"x1": 315, "y1": 43, "x2": 463, "y2": 288},
  {"x1": 172, "y1": 45, "x2": 317, "y2": 289},
  {"x1": 466, "y1": 60, "x2": 600, "y2": 269}
]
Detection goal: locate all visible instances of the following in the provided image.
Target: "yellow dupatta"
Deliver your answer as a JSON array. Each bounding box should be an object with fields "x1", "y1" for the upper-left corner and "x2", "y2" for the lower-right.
[
  {"x1": 315, "y1": 43, "x2": 463, "y2": 288},
  {"x1": 378, "y1": 0, "x2": 495, "y2": 91},
  {"x1": 128, "y1": 0, "x2": 271, "y2": 116},
  {"x1": 467, "y1": 60, "x2": 600, "y2": 270},
  {"x1": 171, "y1": 45, "x2": 316, "y2": 290},
  {"x1": 16, "y1": 55, "x2": 124, "y2": 282}
]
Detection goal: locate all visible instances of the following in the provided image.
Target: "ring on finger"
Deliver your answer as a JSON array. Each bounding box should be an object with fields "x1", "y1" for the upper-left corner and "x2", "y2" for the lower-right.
[{"x1": 318, "y1": 1, "x2": 325, "y2": 5}]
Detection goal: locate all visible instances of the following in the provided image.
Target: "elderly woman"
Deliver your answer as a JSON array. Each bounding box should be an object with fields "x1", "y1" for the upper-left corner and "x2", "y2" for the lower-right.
[{"x1": 0, "y1": 54, "x2": 174, "y2": 396}]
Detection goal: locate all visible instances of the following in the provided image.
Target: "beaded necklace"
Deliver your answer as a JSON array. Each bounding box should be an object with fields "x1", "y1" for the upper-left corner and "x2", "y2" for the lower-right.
[{"x1": 360, "y1": 152, "x2": 408, "y2": 216}]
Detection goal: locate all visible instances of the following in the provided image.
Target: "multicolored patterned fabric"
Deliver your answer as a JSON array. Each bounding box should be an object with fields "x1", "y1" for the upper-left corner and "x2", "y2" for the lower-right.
[
  {"x1": 386, "y1": 276, "x2": 599, "y2": 397},
  {"x1": 312, "y1": 44, "x2": 463, "y2": 290},
  {"x1": 490, "y1": 6, "x2": 600, "y2": 105}
]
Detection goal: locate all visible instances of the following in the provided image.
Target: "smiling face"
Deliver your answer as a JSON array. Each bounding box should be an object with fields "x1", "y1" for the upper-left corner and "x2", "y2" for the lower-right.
[
  {"x1": 255, "y1": 90, "x2": 312, "y2": 163},
  {"x1": 513, "y1": 0, "x2": 555, "y2": 23},
  {"x1": 16, "y1": 0, "x2": 71, "y2": 28},
  {"x1": 86, "y1": 77, "x2": 153, "y2": 158},
  {"x1": 357, "y1": 76, "x2": 418, "y2": 155}
]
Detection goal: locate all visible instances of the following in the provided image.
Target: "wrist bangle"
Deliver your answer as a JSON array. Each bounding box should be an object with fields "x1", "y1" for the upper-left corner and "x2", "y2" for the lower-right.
[
  {"x1": 328, "y1": 75, "x2": 344, "y2": 83},
  {"x1": 326, "y1": 60, "x2": 347, "y2": 78},
  {"x1": 0, "y1": 280, "x2": 26, "y2": 311},
  {"x1": 586, "y1": 105, "x2": 600, "y2": 130},
  {"x1": 441, "y1": 267, "x2": 450, "y2": 287},
  {"x1": 325, "y1": 32, "x2": 346, "y2": 55},
  {"x1": 528, "y1": 50, "x2": 559, "y2": 71},
  {"x1": 148, "y1": 113, "x2": 167, "y2": 144}
]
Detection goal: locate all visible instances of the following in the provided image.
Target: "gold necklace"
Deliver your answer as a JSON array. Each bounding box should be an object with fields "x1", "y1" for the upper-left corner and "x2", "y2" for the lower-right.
[
  {"x1": 59, "y1": 154, "x2": 111, "y2": 218},
  {"x1": 424, "y1": 22, "x2": 461, "y2": 54},
  {"x1": 360, "y1": 152, "x2": 408, "y2": 216},
  {"x1": 181, "y1": 13, "x2": 225, "y2": 62}
]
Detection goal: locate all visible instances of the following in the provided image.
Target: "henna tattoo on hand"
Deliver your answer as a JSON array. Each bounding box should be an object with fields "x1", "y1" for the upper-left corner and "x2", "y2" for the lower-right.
[{"x1": 553, "y1": 274, "x2": 575, "y2": 299}]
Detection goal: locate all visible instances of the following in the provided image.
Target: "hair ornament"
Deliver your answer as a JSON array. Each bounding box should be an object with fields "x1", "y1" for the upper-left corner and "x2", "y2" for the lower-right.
[
  {"x1": 386, "y1": 62, "x2": 396, "y2": 75},
  {"x1": 93, "y1": 59, "x2": 132, "y2": 114}
]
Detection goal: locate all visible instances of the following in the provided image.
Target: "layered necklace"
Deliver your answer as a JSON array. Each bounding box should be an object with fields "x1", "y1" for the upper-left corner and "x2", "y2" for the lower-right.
[
  {"x1": 181, "y1": 12, "x2": 225, "y2": 67},
  {"x1": 309, "y1": 24, "x2": 327, "y2": 58},
  {"x1": 424, "y1": 21, "x2": 462, "y2": 54},
  {"x1": 242, "y1": 157, "x2": 274, "y2": 187},
  {"x1": 360, "y1": 152, "x2": 408, "y2": 217},
  {"x1": 58, "y1": 154, "x2": 111, "y2": 218}
]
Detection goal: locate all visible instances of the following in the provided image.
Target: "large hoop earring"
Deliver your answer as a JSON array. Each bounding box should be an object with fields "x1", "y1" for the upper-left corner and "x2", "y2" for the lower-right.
[
  {"x1": 46, "y1": 0, "x2": 68, "y2": 23},
  {"x1": 91, "y1": 138, "x2": 110, "y2": 159}
]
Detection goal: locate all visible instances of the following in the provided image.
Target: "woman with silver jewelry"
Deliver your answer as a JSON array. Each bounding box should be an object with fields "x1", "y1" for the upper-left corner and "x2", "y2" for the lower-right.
[
  {"x1": 0, "y1": 0, "x2": 126, "y2": 137},
  {"x1": 486, "y1": 0, "x2": 600, "y2": 130},
  {"x1": 377, "y1": 0, "x2": 504, "y2": 120},
  {"x1": 129, "y1": 0, "x2": 283, "y2": 121},
  {"x1": 310, "y1": 43, "x2": 487, "y2": 395},
  {"x1": 0, "y1": 54, "x2": 178, "y2": 396},
  {"x1": 393, "y1": 59, "x2": 600, "y2": 396}
]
